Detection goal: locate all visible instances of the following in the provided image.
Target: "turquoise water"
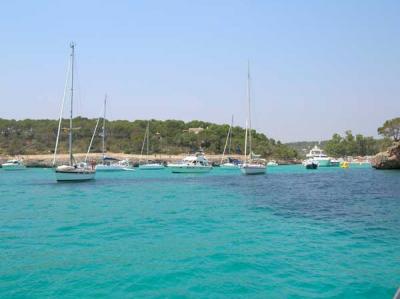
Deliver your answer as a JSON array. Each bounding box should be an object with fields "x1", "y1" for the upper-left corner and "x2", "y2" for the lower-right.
[{"x1": 1, "y1": 166, "x2": 399, "y2": 298}]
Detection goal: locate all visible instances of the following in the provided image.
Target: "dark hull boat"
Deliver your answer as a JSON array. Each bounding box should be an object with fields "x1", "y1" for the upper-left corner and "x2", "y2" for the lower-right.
[{"x1": 303, "y1": 159, "x2": 319, "y2": 169}]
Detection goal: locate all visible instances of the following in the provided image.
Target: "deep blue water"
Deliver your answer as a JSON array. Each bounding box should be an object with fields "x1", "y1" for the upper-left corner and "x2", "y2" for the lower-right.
[{"x1": 1, "y1": 166, "x2": 399, "y2": 298}]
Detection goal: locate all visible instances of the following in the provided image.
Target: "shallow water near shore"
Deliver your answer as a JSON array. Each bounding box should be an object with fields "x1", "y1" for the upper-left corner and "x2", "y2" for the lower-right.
[{"x1": 1, "y1": 165, "x2": 399, "y2": 298}]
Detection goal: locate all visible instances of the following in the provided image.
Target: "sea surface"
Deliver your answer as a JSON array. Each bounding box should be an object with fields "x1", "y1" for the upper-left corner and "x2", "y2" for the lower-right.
[{"x1": 1, "y1": 165, "x2": 399, "y2": 298}]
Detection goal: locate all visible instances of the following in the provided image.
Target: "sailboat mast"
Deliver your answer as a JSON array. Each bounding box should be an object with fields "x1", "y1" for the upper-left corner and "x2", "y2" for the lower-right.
[
  {"x1": 69, "y1": 42, "x2": 75, "y2": 166},
  {"x1": 244, "y1": 120, "x2": 248, "y2": 163},
  {"x1": 247, "y1": 62, "x2": 252, "y2": 159},
  {"x1": 146, "y1": 122, "x2": 150, "y2": 162},
  {"x1": 220, "y1": 118, "x2": 231, "y2": 164},
  {"x1": 102, "y1": 94, "x2": 107, "y2": 158},
  {"x1": 228, "y1": 114, "x2": 233, "y2": 155}
]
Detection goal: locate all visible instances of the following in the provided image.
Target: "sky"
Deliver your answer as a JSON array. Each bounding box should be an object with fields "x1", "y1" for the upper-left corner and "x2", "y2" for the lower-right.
[{"x1": 0, "y1": 0, "x2": 399, "y2": 142}]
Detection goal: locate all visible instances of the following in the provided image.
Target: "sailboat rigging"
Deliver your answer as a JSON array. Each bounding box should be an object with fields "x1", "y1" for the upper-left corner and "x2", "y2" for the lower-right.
[
  {"x1": 220, "y1": 115, "x2": 241, "y2": 169},
  {"x1": 95, "y1": 95, "x2": 132, "y2": 171},
  {"x1": 240, "y1": 62, "x2": 266, "y2": 175},
  {"x1": 54, "y1": 42, "x2": 96, "y2": 181},
  {"x1": 139, "y1": 121, "x2": 165, "y2": 170}
]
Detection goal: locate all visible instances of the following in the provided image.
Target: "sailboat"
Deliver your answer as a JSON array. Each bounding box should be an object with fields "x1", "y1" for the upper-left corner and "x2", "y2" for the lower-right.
[
  {"x1": 240, "y1": 63, "x2": 266, "y2": 175},
  {"x1": 95, "y1": 95, "x2": 132, "y2": 171},
  {"x1": 53, "y1": 42, "x2": 96, "y2": 181},
  {"x1": 139, "y1": 121, "x2": 165, "y2": 170},
  {"x1": 220, "y1": 115, "x2": 241, "y2": 169}
]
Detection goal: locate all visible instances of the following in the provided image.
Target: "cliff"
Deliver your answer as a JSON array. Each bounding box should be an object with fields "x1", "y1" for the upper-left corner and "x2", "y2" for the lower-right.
[{"x1": 372, "y1": 142, "x2": 400, "y2": 169}]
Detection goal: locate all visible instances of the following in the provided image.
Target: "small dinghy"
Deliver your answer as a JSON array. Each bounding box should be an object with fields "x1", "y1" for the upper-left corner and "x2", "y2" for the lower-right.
[{"x1": 303, "y1": 159, "x2": 319, "y2": 169}]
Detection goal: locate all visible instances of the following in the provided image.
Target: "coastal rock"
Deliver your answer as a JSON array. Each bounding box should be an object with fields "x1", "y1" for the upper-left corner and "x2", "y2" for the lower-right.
[{"x1": 372, "y1": 142, "x2": 400, "y2": 169}]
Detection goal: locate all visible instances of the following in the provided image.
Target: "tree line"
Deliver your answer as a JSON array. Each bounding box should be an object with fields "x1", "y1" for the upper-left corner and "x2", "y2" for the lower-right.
[
  {"x1": 0, "y1": 118, "x2": 299, "y2": 159},
  {"x1": 286, "y1": 117, "x2": 399, "y2": 158},
  {"x1": 324, "y1": 118, "x2": 399, "y2": 157}
]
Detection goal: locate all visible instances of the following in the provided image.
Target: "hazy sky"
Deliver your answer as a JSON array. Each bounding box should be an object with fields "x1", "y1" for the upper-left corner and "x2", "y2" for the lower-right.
[{"x1": 1, "y1": 0, "x2": 399, "y2": 142}]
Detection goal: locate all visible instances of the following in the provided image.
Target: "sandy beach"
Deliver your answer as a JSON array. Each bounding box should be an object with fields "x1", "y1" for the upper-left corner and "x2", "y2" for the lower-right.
[{"x1": 0, "y1": 153, "x2": 300, "y2": 167}]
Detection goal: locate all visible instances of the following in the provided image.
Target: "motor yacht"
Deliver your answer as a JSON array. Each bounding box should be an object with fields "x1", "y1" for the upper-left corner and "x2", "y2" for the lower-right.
[
  {"x1": 96, "y1": 157, "x2": 132, "y2": 171},
  {"x1": 1, "y1": 159, "x2": 26, "y2": 170},
  {"x1": 306, "y1": 145, "x2": 331, "y2": 167},
  {"x1": 168, "y1": 152, "x2": 212, "y2": 173}
]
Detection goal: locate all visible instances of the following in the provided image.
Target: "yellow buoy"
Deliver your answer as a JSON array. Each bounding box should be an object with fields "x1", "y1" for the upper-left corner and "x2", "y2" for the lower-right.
[{"x1": 340, "y1": 161, "x2": 349, "y2": 169}]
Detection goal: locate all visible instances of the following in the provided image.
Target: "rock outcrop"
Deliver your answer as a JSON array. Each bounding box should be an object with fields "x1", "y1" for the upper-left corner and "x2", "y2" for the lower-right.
[{"x1": 372, "y1": 142, "x2": 400, "y2": 169}]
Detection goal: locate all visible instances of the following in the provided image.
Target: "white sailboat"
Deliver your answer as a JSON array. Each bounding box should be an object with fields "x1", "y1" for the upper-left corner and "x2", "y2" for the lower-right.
[
  {"x1": 53, "y1": 42, "x2": 95, "y2": 182},
  {"x1": 139, "y1": 121, "x2": 164, "y2": 170},
  {"x1": 240, "y1": 63, "x2": 266, "y2": 175},
  {"x1": 220, "y1": 115, "x2": 241, "y2": 169},
  {"x1": 95, "y1": 95, "x2": 132, "y2": 171}
]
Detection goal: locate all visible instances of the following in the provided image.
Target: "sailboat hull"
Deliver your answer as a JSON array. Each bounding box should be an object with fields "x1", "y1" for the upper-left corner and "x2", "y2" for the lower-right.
[
  {"x1": 1, "y1": 164, "x2": 26, "y2": 170},
  {"x1": 95, "y1": 164, "x2": 128, "y2": 171},
  {"x1": 240, "y1": 164, "x2": 266, "y2": 175},
  {"x1": 139, "y1": 164, "x2": 165, "y2": 170},
  {"x1": 55, "y1": 168, "x2": 96, "y2": 181},
  {"x1": 169, "y1": 165, "x2": 212, "y2": 173},
  {"x1": 220, "y1": 163, "x2": 240, "y2": 169}
]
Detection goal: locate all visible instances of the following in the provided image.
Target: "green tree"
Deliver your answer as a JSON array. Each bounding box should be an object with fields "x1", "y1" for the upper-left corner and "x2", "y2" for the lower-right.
[{"x1": 378, "y1": 117, "x2": 400, "y2": 141}]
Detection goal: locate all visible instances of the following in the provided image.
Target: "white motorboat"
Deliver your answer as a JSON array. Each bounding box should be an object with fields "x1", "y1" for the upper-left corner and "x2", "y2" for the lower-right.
[
  {"x1": 240, "y1": 63, "x2": 266, "y2": 175},
  {"x1": 95, "y1": 97, "x2": 133, "y2": 171},
  {"x1": 139, "y1": 163, "x2": 165, "y2": 170},
  {"x1": 53, "y1": 43, "x2": 95, "y2": 182},
  {"x1": 303, "y1": 159, "x2": 319, "y2": 169},
  {"x1": 1, "y1": 159, "x2": 27, "y2": 170},
  {"x1": 329, "y1": 158, "x2": 341, "y2": 167},
  {"x1": 168, "y1": 152, "x2": 212, "y2": 173},
  {"x1": 267, "y1": 160, "x2": 278, "y2": 166},
  {"x1": 138, "y1": 121, "x2": 164, "y2": 170},
  {"x1": 96, "y1": 157, "x2": 132, "y2": 171},
  {"x1": 306, "y1": 145, "x2": 331, "y2": 167}
]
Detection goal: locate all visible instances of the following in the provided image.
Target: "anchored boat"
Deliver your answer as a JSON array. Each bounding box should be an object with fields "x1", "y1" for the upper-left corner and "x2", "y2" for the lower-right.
[
  {"x1": 1, "y1": 159, "x2": 26, "y2": 170},
  {"x1": 303, "y1": 159, "x2": 319, "y2": 169},
  {"x1": 53, "y1": 43, "x2": 95, "y2": 182},
  {"x1": 267, "y1": 160, "x2": 278, "y2": 166},
  {"x1": 96, "y1": 157, "x2": 132, "y2": 171},
  {"x1": 306, "y1": 145, "x2": 331, "y2": 167},
  {"x1": 220, "y1": 115, "x2": 241, "y2": 169},
  {"x1": 240, "y1": 63, "x2": 266, "y2": 175},
  {"x1": 95, "y1": 96, "x2": 133, "y2": 171},
  {"x1": 138, "y1": 121, "x2": 164, "y2": 170},
  {"x1": 168, "y1": 152, "x2": 212, "y2": 173}
]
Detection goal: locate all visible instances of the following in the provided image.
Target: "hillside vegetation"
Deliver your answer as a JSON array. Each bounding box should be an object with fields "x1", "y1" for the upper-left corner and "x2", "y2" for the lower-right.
[
  {"x1": 0, "y1": 118, "x2": 299, "y2": 159},
  {"x1": 286, "y1": 131, "x2": 392, "y2": 158}
]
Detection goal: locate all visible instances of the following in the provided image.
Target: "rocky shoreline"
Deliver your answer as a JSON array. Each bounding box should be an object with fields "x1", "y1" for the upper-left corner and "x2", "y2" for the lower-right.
[
  {"x1": 0, "y1": 153, "x2": 302, "y2": 168},
  {"x1": 372, "y1": 142, "x2": 400, "y2": 170}
]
